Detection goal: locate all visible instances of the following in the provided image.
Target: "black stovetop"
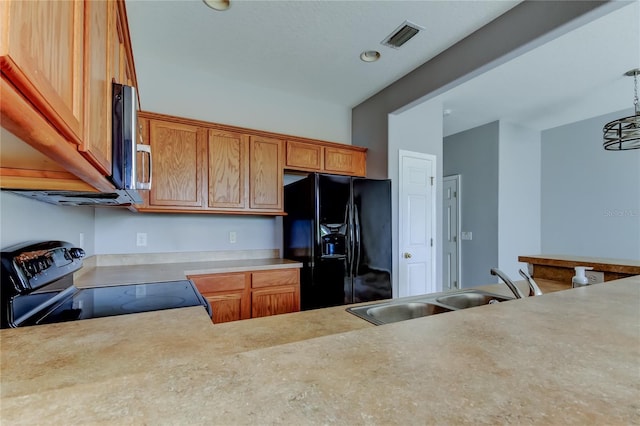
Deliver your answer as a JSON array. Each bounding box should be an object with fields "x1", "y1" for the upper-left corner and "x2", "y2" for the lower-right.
[{"x1": 1, "y1": 241, "x2": 211, "y2": 328}]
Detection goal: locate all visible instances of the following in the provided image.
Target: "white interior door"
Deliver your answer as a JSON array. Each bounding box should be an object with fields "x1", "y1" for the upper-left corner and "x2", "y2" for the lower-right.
[
  {"x1": 443, "y1": 175, "x2": 461, "y2": 290},
  {"x1": 398, "y1": 150, "x2": 436, "y2": 297}
]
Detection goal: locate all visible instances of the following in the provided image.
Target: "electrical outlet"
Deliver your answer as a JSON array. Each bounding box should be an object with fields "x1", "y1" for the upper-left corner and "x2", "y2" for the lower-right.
[
  {"x1": 79, "y1": 232, "x2": 85, "y2": 248},
  {"x1": 136, "y1": 232, "x2": 147, "y2": 247},
  {"x1": 585, "y1": 270, "x2": 604, "y2": 284},
  {"x1": 229, "y1": 231, "x2": 237, "y2": 244}
]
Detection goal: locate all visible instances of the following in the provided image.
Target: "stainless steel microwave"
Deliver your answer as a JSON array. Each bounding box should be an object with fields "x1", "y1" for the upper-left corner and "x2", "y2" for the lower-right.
[{"x1": 7, "y1": 83, "x2": 152, "y2": 206}]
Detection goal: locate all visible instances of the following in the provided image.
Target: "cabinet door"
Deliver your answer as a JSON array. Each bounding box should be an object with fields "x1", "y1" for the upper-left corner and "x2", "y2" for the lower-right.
[
  {"x1": 1, "y1": 0, "x2": 84, "y2": 144},
  {"x1": 148, "y1": 120, "x2": 205, "y2": 208},
  {"x1": 285, "y1": 140, "x2": 322, "y2": 171},
  {"x1": 251, "y1": 269, "x2": 300, "y2": 318},
  {"x1": 204, "y1": 293, "x2": 246, "y2": 324},
  {"x1": 249, "y1": 136, "x2": 283, "y2": 211},
  {"x1": 207, "y1": 130, "x2": 249, "y2": 209},
  {"x1": 80, "y1": 0, "x2": 111, "y2": 175},
  {"x1": 252, "y1": 286, "x2": 300, "y2": 318},
  {"x1": 325, "y1": 147, "x2": 366, "y2": 177},
  {"x1": 190, "y1": 272, "x2": 251, "y2": 323}
]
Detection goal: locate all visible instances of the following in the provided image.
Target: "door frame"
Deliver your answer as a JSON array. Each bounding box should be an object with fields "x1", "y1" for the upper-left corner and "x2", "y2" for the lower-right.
[
  {"x1": 398, "y1": 150, "x2": 437, "y2": 296},
  {"x1": 443, "y1": 174, "x2": 462, "y2": 289}
]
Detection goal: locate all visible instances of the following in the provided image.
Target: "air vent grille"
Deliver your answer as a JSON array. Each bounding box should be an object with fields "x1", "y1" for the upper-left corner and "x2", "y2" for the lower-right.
[{"x1": 382, "y1": 21, "x2": 423, "y2": 49}]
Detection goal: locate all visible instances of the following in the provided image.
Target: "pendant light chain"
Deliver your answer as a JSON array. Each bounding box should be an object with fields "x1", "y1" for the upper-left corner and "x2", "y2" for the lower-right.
[{"x1": 634, "y1": 71, "x2": 639, "y2": 115}]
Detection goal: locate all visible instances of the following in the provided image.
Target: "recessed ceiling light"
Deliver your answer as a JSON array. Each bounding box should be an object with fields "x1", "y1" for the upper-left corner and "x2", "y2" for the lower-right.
[
  {"x1": 203, "y1": 0, "x2": 230, "y2": 11},
  {"x1": 360, "y1": 50, "x2": 381, "y2": 63}
]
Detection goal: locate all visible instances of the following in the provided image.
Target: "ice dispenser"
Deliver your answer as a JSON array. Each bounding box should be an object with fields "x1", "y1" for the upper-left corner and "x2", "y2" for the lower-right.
[{"x1": 320, "y1": 223, "x2": 347, "y2": 256}]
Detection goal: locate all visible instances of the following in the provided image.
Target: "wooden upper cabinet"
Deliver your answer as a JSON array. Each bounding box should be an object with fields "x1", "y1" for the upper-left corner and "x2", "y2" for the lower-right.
[
  {"x1": 1, "y1": 0, "x2": 84, "y2": 145},
  {"x1": 0, "y1": 0, "x2": 138, "y2": 192},
  {"x1": 324, "y1": 146, "x2": 366, "y2": 177},
  {"x1": 207, "y1": 130, "x2": 248, "y2": 210},
  {"x1": 80, "y1": 0, "x2": 111, "y2": 175},
  {"x1": 285, "y1": 140, "x2": 367, "y2": 177},
  {"x1": 285, "y1": 140, "x2": 322, "y2": 171},
  {"x1": 148, "y1": 119, "x2": 205, "y2": 208},
  {"x1": 249, "y1": 136, "x2": 283, "y2": 211}
]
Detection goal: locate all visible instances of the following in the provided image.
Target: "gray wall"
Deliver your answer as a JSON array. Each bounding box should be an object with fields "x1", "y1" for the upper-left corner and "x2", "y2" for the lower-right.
[
  {"x1": 541, "y1": 109, "x2": 640, "y2": 259},
  {"x1": 352, "y1": 1, "x2": 617, "y2": 179},
  {"x1": 444, "y1": 122, "x2": 499, "y2": 286},
  {"x1": 0, "y1": 192, "x2": 96, "y2": 255},
  {"x1": 93, "y1": 208, "x2": 279, "y2": 255}
]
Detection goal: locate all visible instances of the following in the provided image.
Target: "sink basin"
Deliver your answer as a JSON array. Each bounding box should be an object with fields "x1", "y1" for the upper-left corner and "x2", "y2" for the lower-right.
[
  {"x1": 346, "y1": 290, "x2": 514, "y2": 325},
  {"x1": 435, "y1": 292, "x2": 512, "y2": 309},
  {"x1": 348, "y1": 302, "x2": 452, "y2": 325}
]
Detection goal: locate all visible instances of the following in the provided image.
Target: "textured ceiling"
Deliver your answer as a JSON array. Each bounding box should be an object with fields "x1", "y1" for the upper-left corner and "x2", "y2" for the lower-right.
[
  {"x1": 439, "y1": 0, "x2": 640, "y2": 136},
  {"x1": 126, "y1": 0, "x2": 519, "y2": 108},
  {"x1": 126, "y1": 0, "x2": 639, "y2": 136}
]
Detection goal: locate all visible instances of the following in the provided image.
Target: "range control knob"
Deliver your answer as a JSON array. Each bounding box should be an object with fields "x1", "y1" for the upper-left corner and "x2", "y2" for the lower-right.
[{"x1": 68, "y1": 248, "x2": 85, "y2": 259}]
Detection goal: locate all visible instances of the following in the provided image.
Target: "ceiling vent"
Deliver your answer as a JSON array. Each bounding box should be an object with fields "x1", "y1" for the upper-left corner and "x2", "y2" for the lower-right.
[{"x1": 381, "y1": 21, "x2": 424, "y2": 49}]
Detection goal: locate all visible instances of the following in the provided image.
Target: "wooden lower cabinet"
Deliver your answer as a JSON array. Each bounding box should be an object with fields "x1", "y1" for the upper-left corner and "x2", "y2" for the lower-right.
[
  {"x1": 251, "y1": 285, "x2": 300, "y2": 318},
  {"x1": 189, "y1": 268, "x2": 300, "y2": 324}
]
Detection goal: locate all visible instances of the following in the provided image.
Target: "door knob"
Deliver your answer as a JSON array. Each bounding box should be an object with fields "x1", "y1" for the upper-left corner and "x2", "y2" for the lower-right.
[{"x1": 404, "y1": 252, "x2": 412, "y2": 259}]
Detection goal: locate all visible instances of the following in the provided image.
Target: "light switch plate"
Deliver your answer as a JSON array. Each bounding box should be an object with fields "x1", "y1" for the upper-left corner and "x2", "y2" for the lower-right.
[
  {"x1": 461, "y1": 232, "x2": 473, "y2": 240},
  {"x1": 136, "y1": 232, "x2": 147, "y2": 247}
]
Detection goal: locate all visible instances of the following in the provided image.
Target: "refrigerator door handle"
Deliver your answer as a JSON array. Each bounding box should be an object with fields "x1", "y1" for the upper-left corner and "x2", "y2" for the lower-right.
[
  {"x1": 344, "y1": 203, "x2": 352, "y2": 273},
  {"x1": 354, "y1": 204, "x2": 361, "y2": 275}
]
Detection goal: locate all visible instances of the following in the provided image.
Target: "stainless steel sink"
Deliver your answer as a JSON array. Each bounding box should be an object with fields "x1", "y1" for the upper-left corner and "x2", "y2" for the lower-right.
[
  {"x1": 353, "y1": 302, "x2": 453, "y2": 325},
  {"x1": 435, "y1": 292, "x2": 511, "y2": 309},
  {"x1": 346, "y1": 290, "x2": 513, "y2": 325}
]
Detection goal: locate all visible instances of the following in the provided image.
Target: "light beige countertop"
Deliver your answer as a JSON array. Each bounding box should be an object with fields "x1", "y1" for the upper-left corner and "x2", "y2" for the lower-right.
[
  {"x1": 75, "y1": 258, "x2": 303, "y2": 288},
  {"x1": 2, "y1": 276, "x2": 639, "y2": 424}
]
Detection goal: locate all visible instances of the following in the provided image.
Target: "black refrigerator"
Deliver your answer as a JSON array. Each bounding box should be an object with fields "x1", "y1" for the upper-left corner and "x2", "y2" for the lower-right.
[{"x1": 283, "y1": 173, "x2": 392, "y2": 310}]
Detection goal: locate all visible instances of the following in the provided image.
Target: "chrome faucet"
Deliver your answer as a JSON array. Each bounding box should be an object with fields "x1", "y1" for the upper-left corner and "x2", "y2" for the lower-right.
[
  {"x1": 519, "y1": 269, "x2": 543, "y2": 296},
  {"x1": 490, "y1": 268, "x2": 526, "y2": 299}
]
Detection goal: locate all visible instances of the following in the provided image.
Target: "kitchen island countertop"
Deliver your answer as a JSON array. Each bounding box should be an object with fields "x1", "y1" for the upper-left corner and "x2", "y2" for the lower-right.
[{"x1": 1, "y1": 276, "x2": 638, "y2": 424}]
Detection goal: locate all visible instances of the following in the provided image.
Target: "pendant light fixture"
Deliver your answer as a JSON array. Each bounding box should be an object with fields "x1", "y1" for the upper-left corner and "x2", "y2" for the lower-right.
[{"x1": 602, "y1": 68, "x2": 640, "y2": 150}]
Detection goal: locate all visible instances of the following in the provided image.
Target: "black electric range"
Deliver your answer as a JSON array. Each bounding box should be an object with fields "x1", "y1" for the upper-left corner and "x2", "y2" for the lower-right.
[{"x1": 1, "y1": 241, "x2": 212, "y2": 328}]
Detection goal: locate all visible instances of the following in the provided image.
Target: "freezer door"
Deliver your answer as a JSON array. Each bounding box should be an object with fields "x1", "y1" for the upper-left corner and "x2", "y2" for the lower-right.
[
  {"x1": 352, "y1": 178, "x2": 392, "y2": 303},
  {"x1": 303, "y1": 257, "x2": 350, "y2": 310}
]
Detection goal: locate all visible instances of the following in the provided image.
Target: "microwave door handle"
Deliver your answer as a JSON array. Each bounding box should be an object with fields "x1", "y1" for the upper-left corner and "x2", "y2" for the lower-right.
[{"x1": 136, "y1": 144, "x2": 152, "y2": 190}]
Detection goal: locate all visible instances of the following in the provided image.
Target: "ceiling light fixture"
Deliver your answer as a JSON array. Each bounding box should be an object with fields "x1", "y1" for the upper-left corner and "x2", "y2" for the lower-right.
[
  {"x1": 603, "y1": 68, "x2": 640, "y2": 150},
  {"x1": 203, "y1": 0, "x2": 230, "y2": 11},
  {"x1": 360, "y1": 50, "x2": 381, "y2": 63}
]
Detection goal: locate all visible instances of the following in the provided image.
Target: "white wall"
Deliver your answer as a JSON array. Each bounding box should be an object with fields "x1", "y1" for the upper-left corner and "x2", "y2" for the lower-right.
[
  {"x1": 93, "y1": 209, "x2": 278, "y2": 254},
  {"x1": 388, "y1": 100, "x2": 444, "y2": 297},
  {"x1": 136, "y1": 54, "x2": 351, "y2": 144},
  {"x1": 541, "y1": 109, "x2": 640, "y2": 259},
  {"x1": 498, "y1": 122, "x2": 541, "y2": 278},
  {"x1": 0, "y1": 192, "x2": 96, "y2": 255}
]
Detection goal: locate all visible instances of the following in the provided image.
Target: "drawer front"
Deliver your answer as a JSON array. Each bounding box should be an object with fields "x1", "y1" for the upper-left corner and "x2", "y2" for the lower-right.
[
  {"x1": 251, "y1": 269, "x2": 299, "y2": 289},
  {"x1": 189, "y1": 273, "x2": 247, "y2": 293}
]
